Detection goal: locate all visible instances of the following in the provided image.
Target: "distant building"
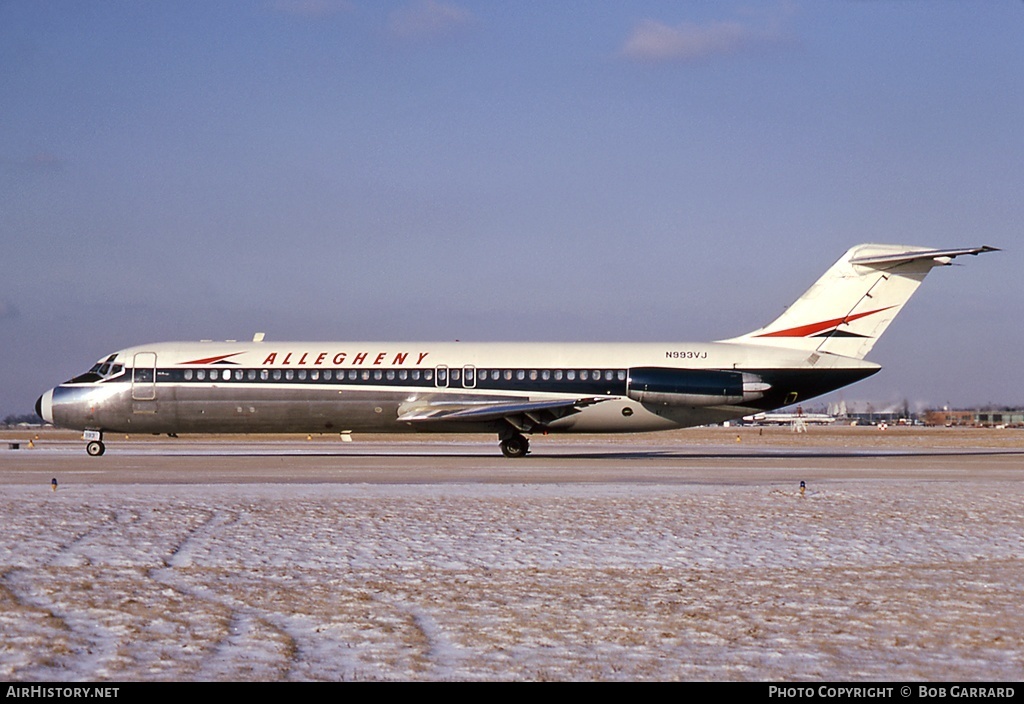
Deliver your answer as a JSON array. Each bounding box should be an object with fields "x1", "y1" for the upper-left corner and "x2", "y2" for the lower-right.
[
  {"x1": 845, "y1": 411, "x2": 915, "y2": 426},
  {"x1": 922, "y1": 409, "x2": 1024, "y2": 428},
  {"x1": 741, "y1": 406, "x2": 1024, "y2": 428}
]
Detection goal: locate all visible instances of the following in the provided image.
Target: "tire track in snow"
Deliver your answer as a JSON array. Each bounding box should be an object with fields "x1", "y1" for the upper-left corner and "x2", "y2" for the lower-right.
[
  {"x1": 1, "y1": 506, "x2": 125, "y2": 679},
  {"x1": 0, "y1": 570, "x2": 79, "y2": 680},
  {"x1": 369, "y1": 592, "x2": 465, "y2": 679},
  {"x1": 154, "y1": 508, "x2": 304, "y2": 679}
]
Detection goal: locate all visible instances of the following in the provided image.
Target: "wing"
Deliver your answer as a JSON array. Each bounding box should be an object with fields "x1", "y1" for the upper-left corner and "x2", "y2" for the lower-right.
[{"x1": 397, "y1": 397, "x2": 609, "y2": 433}]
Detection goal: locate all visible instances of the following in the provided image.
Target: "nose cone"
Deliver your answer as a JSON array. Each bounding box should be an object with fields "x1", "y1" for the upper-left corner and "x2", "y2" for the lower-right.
[{"x1": 36, "y1": 389, "x2": 54, "y2": 424}]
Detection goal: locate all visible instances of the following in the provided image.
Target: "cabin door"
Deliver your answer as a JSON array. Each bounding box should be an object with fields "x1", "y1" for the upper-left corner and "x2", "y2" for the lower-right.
[{"x1": 132, "y1": 351, "x2": 157, "y2": 405}]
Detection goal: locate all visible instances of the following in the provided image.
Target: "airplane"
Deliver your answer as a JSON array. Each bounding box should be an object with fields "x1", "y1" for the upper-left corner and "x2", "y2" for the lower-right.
[{"x1": 36, "y1": 243, "x2": 996, "y2": 458}]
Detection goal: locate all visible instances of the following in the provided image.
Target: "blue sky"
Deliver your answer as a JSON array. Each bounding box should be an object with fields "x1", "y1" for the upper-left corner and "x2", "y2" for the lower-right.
[{"x1": 2, "y1": 0, "x2": 1022, "y2": 417}]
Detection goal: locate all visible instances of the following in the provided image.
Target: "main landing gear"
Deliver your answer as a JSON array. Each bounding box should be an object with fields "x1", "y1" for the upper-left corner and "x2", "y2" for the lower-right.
[{"x1": 499, "y1": 432, "x2": 530, "y2": 458}]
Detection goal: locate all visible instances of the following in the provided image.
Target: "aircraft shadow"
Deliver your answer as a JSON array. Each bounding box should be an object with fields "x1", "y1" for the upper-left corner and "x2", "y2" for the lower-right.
[
  {"x1": 551, "y1": 448, "x2": 1024, "y2": 461},
  {"x1": 154, "y1": 447, "x2": 1024, "y2": 461}
]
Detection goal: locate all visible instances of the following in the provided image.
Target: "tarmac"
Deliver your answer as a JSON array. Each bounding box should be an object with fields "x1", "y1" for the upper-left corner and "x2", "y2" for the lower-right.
[{"x1": 3, "y1": 425, "x2": 1023, "y2": 485}]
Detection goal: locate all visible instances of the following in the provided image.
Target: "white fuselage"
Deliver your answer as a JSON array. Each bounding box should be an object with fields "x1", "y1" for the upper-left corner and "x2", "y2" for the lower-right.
[{"x1": 37, "y1": 339, "x2": 879, "y2": 437}]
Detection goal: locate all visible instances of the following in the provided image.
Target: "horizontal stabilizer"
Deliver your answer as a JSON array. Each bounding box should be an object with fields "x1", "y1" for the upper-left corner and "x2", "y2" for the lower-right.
[{"x1": 850, "y1": 245, "x2": 999, "y2": 268}]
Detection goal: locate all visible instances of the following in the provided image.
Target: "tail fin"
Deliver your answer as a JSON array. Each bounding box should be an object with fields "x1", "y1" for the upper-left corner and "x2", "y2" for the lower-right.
[{"x1": 722, "y1": 243, "x2": 997, "y2": 360}]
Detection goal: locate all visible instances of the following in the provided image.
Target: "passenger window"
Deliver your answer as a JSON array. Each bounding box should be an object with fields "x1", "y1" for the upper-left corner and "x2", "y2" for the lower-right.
[
  {"x1": 184, "y1": 370, "x2": 193, "y2": 381},
  {"x1": 197, "y1": 370, "x2": 206, "y2": 381}
]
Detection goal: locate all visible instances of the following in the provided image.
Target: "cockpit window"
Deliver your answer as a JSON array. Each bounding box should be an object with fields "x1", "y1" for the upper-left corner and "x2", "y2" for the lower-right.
[
  {"x1": 66, "y1": 354, "x2": 125, "y2": 384},
  {"x1": 67, "y1": 370, "x2": 103, "y2": 384}
]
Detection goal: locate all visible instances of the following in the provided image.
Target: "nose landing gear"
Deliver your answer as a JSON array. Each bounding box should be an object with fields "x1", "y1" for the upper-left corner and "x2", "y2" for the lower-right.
[{"x1": 84, "y1": 430, "x2": 105, "y2": 456}]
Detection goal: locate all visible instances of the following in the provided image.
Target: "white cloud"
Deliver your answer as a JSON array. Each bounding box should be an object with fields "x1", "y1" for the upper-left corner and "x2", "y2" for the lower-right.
[
  {"x1": 619, "y1": 18, "x2": 766, "y2": 63},
  {"x1": 388, "y1": 0, "x2": 473, "y2": 39}
]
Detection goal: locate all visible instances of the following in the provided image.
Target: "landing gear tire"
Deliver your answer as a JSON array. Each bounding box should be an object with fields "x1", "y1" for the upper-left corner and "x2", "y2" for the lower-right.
[
  {"x1": 500, "y1": 433, "x2": 529, "y2": 458},
  {"x1": 86, "y1": 441, "x2": 105, "y2": 457}
]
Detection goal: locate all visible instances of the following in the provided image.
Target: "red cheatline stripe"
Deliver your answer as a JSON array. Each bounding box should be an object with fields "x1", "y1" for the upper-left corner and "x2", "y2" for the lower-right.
[
  {"x1": 180, "y1": 352, "x2": 243, "y2": 365},
  {"x1": 756, "y1": 306, "x2": 896, "y2": 338}
]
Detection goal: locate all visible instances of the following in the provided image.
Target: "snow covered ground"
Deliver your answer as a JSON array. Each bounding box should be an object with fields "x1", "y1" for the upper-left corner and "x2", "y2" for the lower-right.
[{"x1": 2, "y1": 476, "x2": 1022, "y2": 681}]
